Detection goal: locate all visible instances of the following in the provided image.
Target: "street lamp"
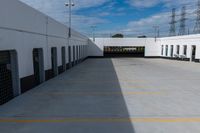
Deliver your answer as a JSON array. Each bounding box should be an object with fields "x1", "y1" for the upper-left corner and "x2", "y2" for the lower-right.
[
  {"x1": 91, "y1": 26, "x2": 97, "y2": 42},
  {"x1": 65, "y1": 0, "x2": 75, "y2": 38},
  {"x1": 153, "y1": 26, "x2": 159, "y2": 42}
]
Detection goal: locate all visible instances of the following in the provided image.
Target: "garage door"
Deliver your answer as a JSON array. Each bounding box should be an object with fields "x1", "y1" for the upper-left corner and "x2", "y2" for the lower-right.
[
  {"x1": 104, "y1": 46, "x2": 145, "y2": 57},
  {"x1": 0, "y1": 51, "x2": 13, "y2": 105}
]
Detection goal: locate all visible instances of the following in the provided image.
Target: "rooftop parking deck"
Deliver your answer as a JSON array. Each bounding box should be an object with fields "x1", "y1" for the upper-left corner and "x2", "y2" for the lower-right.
[{"x1": 0, "y1": 58, "x2": 200, "y2": 133}]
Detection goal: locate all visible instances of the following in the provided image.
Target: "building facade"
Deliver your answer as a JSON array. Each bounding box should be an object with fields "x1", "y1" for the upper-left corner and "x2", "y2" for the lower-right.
[{"x1": 0, "y1": 0, "x2": 89, "y2": 104}]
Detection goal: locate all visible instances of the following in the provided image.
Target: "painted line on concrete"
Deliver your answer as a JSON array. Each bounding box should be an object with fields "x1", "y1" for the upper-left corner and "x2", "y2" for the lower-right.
[
  {"x1": 55, "y1": 78, "x2": 200, "y2": 84},
  {"x1": 1, "y1": 118, "x2": 200, "y2": 123},
  {"x1": 55, "y1": 80, "x2": 147, "y2": 84},
  {"x1": 32, "y1": 91, "x2": 164, "y2": 96}
]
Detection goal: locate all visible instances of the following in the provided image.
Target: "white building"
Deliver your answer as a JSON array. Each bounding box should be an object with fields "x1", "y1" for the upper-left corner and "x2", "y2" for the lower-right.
[
  {"x1": 89, "y1": 36, "x2": 200, "y2": 62},
  {"x1": 0, "y1": 0, "x2": 89, "y2": 104}
]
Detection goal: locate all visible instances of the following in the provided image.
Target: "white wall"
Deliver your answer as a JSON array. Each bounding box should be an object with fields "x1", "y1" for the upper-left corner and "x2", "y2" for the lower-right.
[
  {"x1": 88, "y1": 35, "x2": 200, "y2": 60},
  {"x1": 160, "y1": 34, "x2": 200, "y2": 59},
  {"x1": 0, "y1": 0, "x2": 89, "y2": 78},
  {"x1": 88, "y1": 38, "x2": 160, "y2": 57}
]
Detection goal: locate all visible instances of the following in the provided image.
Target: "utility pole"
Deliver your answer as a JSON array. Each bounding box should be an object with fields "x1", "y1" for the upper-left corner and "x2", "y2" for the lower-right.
[
  {"x1": 179, "y1": 6, "x2": 187, "y2": 35},
  {"x1": 194, "y1": 0, "x2": 200, "y2": 34},
  {"x1": 157, "y1": 27, "x2": 160, "y2": 38},
  {"x1": 153, "y1": 26, "x2": 159, "y2": 41},
  {"x1": 91, "y1": 26, "x2": 97, "y2": 42},
  {"x1": 169, "y1": 8, "x2": 177, "y2": 36},
  {"x1": 65, "y1": 0, "x2": 75, "y2": 38}
]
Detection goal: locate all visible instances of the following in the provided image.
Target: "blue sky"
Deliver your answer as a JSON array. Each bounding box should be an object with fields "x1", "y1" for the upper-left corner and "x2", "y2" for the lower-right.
[{"x1": 19, "y1": 0, "x2": 197, "y2": 37}]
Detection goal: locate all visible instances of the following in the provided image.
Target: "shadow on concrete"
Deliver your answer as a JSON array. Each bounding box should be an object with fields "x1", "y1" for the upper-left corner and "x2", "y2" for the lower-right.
[
  {"x1": 66, "y1": 58, "x2": 136, "y2": 133},
  {"x1": 0, "y1": 58, "x2": 136, "y2": 133}
]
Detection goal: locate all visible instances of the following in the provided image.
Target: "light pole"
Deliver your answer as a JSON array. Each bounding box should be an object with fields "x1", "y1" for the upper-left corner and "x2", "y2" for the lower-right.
[
  {"x1": 65, "y1": 0, "x2": 75, "y2": 38},
  {"x1": 153, "y1": 26, "x2": 159, "y2": 42},
  {"x1": 91, "y1": 26, "x2": 97, "y2": 42}
]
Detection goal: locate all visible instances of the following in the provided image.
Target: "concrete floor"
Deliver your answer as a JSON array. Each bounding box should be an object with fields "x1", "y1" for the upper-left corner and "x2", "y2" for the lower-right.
[{"x1": 1, "y1": 58, "x2": 200, "y2": 133}]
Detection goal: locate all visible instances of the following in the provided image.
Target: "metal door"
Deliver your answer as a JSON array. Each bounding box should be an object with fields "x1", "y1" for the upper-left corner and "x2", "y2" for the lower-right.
[
  {"x1": 192, "y1": 45, "x2": 196, "y2": 61},
  {"x1": 73, "y1": 46, "x2": 76, "y2": 66},
  {"x1": 51, "y1": 47, "x2": 58, "y2": 77},
  {"x1": 61, "y1": 47, "x2": 66, "y2": 72},
  {"x1": 0, "y1": 51, "x2": 13, "y2": 105},
  {"x1": 68, "y1": 46, "x2": 72, "y2": 68},
  {"x1": 33, "y1": 49, "x2": 40, "y2": 86}
]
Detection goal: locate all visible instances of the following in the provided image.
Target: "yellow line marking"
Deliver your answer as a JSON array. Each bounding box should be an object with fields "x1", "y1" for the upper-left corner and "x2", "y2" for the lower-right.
[
  {"x1": 123, "y1": 92, "x2": 162, "y2": 95},
  {"x1": 55, "y1": 80, "x2": 146, "y2": 84},
  {"x1": 1, "y1": 118, "x2": 200, "y2": 123},
  {"x1": 54, "y1": 78, "x2": 200, "y2": 84},
  {"x1": 33, "y1": 91, "x2": 163, "y2": 96}
]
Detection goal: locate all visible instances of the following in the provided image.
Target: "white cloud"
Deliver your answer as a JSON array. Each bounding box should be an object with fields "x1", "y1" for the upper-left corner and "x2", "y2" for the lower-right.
[
  {"x1": 20, "y1": 0, "x2": 110, "y2": 11},
  {"x1": 19, "y1": 0, "x2": 198, "y2": 37},
  {"x1": 19, "y1": 0, "x2": 110, "y2": 35},
  {"x1": 124, "y1": 12, "x2": 170, "y2": 36},
  {"x1": 128, "y1": 0, "x2": 195, "y2": 8},
  {"x1": 71, "y1": 15, "x2": 110, "y2": 27},
  {"x1": 129, "y1": 0, "x2": 161, "y2": 8},
  {"x1": 70, "y1": 15, "x2": 110, "y2": 36},
  {"x1": 73, "y1": 0, "x2": 110, "y2": 10},
  {"x1": 121, "y1": 7, "x2": 196, "y2": 37},
  {"x1": 99, "y1": 12, "x2": 110, "y2": 16}
]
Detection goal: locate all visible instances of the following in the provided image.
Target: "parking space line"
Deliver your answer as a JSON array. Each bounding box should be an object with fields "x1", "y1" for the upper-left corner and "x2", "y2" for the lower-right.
[
  {"x1": 32, "y1": 91, "x2": 164, "y2": 96},
  {"x1": 1, "y1": 118, "x2": 200, "y2": 123}
]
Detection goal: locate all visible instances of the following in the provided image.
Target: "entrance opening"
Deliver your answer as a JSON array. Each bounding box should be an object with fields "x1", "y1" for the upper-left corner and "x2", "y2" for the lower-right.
[
  {"x1": 176, "y1": 45, "x2": 180, "y2": 55},
  {"x1": 76, "y1": 46, "x2": 79, "y2": 64},
  {"x1": 0, "y1": 51, "x2": 13, "y2": 105},
  {"x1": 51, "y1": 47, "x2": 58, "y2": 77},
  {"x1": 170, "y1": 45, "x2": 174, "y2": 57},
  {"x1": 161, "y1": 45, "x2": 164, "y2": 56},
  {"x1": 183, "y1": 45, "x2": 187, "y2": 56},
  {"x1": 191, "y1": 45, "x2": 196, "y2": 61},
  {"x1": 73, "y1": 46, "x2": 76, "y2": 66},
  {"x1": 68, "y1": 46, "x2": 72, "y2": 68},
  {"x1": 79, "y1": 45, "x2": 81, "y2": 62},
  {"x1": 81, "y1": 45, "x2": 83, "y2": 60},
  {"x1": 32, "y1": 48, "x2": 44, "y2": 86},
  {"x1": 60, "y1": 47, "x2": 66, "y2": 73},
  {"x1": 104, "y1": 46, "x2": 145, "y2": 57},
  {"x1": 83, "y1": 45, "x2": 85, "y2": 58},
  {"x1": 165, "y1": 45, "x2": 168, "y2": 56}
]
